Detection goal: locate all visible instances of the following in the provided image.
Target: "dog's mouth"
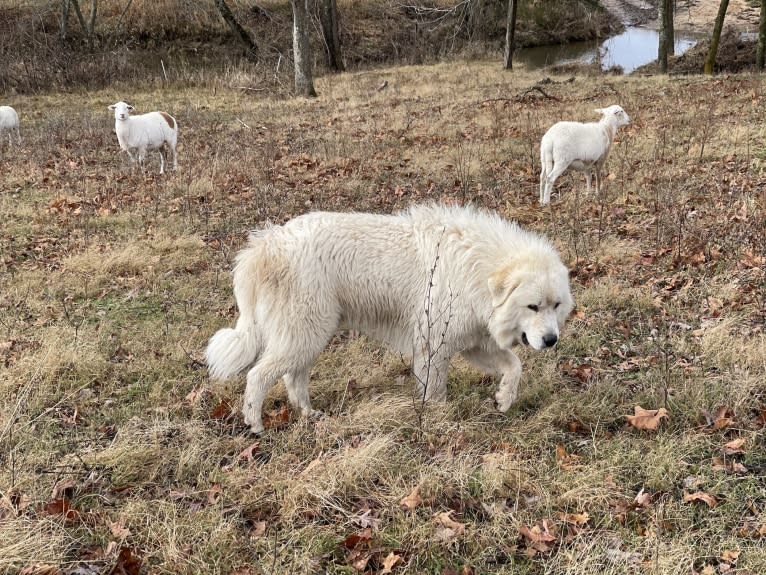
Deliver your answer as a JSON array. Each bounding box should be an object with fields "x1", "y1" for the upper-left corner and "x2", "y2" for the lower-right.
[{"x1": 521, "y1": 332, "x2": 529, "y2": 346}]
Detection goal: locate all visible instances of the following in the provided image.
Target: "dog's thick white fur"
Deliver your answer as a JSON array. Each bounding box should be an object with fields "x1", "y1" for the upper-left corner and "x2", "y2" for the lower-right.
[{"x1": 206, "y1": 204, "x2": 574, "y2": 433}]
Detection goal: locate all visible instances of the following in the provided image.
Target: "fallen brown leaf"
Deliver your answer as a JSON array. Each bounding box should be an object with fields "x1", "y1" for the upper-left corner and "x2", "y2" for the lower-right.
[
  {"x1": 722, "y1": 437, "x2": 745, "y2": 455},
  {"x1": 625, "y1": 405, "x2": 669, "y2": 431},
  {"x1": 400, "y1": 486, "x2": 423, "y2": 511},
  {"x1": 341, "y1": 528, "x2": 372, "y2": 549},
  {"x1": 206, "y1": 482, "x2": 223, "y2": 505},
  {"x1": 108, "y1": 519, "x2": 131, "y2": 539},
  {"x1": 557, "y1": 511, "x2": 590, "y2": 526},
  {"x1": 42, "y1": 498, "x2": 81, "y2": 524},
  {"x1": 683, "y1": 491, "x2": 718, "y2": 508},
  {"x1": 110, "y1": 546, "x2": 141, "y2": 575},
  {"x1": 50, "y1": 479, "x2": 77, "y2": 501},
  {"x1": 263, "y1": 404, "x2": 290, "y2": 429},
  {"x1": 380, "y1": 551, "x2": 403, "y2": 574},
  {"x1": 519, "y1": 520, "x2": 557, "y2": 553},
  {"x1": 433, "y1": 510, "x2": 465, "y2": 541}
]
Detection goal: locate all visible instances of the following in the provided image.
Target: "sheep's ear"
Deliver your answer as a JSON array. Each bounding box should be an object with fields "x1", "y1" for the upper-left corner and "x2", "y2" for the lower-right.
[
  {"x1": 108, "y1": 105, "x2": 116, "y2": 111},
  {"x1": 594, "y1": 108, "x2": 604, "y2": 114}
]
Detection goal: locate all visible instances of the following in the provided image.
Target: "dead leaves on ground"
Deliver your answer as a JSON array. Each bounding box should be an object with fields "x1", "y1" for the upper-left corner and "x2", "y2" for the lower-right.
[
  {"x1": 339, "y1": 527, "x2": 405, "y2": 573},
  {"x1": 625, "y1": 405, "x2": 669, "y2": 431}
]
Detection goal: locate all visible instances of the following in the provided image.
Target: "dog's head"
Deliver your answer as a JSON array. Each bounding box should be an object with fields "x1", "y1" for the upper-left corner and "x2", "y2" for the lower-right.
[{"x1": 488, "y1": 259, "x2": 573, "y2": 351}]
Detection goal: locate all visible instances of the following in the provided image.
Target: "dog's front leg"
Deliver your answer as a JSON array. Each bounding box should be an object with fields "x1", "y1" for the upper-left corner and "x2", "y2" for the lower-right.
[
  {"x1": 461, "y1": 346, "x2": 521, "y2": 412},
  {"x1": 494, "y1": 350, "x2": 522, "y2": 412}
]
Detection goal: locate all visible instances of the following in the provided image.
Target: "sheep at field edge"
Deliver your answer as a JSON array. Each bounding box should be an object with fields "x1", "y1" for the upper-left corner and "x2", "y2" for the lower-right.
[
  {"x1": 108, "y1": 101, "x2": 178, "y2": 174},
  {"x1": 539, "y1": 104, "x2": 630, "y2": 206},
  {"x1": 0, "y1": 105, "x2": 21, "y2": 146}
]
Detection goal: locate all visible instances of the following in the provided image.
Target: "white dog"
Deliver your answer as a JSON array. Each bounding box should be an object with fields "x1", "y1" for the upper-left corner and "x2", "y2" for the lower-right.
[{"x1": 206, "y1": 204, "x2": 574, "y2": 433}]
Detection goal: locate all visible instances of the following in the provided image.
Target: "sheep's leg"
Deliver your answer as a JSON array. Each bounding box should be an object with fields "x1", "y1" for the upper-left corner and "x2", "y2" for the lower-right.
[
  {"x1": 542, "y1": 162, "x2": 568, "y2": 205},
  {"x1": 539, "y1": 168, "x2": 547, "y2": 205},
  {"x1": 594, "y1": 169, "x2": 601, "y2": 196},
  {"x1": 15, "y1": 127, "x2": 21, "y2": 145},
  {"x1": 169, "y1": 144, "x2": 178, "y2": 171},
  {"x1": 585, "y1": 172, "x2": 592, "y2": 194},
  {"x1": 158, "y1": 147, "x2": 167, "y2": 175}
]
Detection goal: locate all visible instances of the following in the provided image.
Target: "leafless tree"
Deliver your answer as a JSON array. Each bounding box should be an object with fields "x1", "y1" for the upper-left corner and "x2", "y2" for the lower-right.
[
  {"x1": 757, "y1": 0, "x2": 766, "y2": 70},
  {"x1": 320, "y1": 0, "x2": 343, "y2": 71},
  {"x1": 214, "y1": 0, "x2": 258, "y2": 61},
  {"x1": 61, "y1": 0, "x2": 98, "y2": 46},
  {"x1": 503, "y1": 0, "x2": 518, "y2": 70},
  {"x1": 658, "y1": 0, "x2": 674, "y2": 72},
  {"x1": 291, "y1": 0, "x2": 317, "y2": 97},
  {"x1": 704, "y1": 0, "x2": 729, "y2": 74}
]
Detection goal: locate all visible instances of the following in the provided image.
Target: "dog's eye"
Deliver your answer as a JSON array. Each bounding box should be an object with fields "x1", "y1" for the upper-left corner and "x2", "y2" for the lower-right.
[
  {"x1": 554, "y1": 302, "x2": 560, "y2": 309},
  {"x1": 527, "y1": 305, "x2": 539, "y2": 312}
]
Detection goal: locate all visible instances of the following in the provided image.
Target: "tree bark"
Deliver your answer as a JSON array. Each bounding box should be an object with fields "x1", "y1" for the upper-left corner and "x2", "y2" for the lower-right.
[
  {"x1": 658, "y1": 0, "x2": 670, "y2": 72},
  {"x1": 704, "y1": 0, "x2": 729, "y2": 74},
  {"x1": 320, "y1": 0, "x2": 343, "y2": 71},
  {"x1": 667, "y1": 0, "x2": 674, "y2": 55},
  {"x1": 503, "y1": 0, "x2": 518, "y2": 70},
  {"x1": 215, "y1": 0, "x2": 258, "y2": 61},
  {"x1": 291, "y1": 0, "x2": 317, "y2": 97},
  {"x1": 757, "y1": 0, "x2": 766, "y2": 70},
  {"x1": 60, "y1": 0, "x2": 71, "y2": 40}
]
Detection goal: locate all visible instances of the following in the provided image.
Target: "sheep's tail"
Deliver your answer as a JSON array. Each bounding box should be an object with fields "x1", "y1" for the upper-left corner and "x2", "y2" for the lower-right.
[{"x1": 206, "y1": 245, "x2": 264, "y2": 380}]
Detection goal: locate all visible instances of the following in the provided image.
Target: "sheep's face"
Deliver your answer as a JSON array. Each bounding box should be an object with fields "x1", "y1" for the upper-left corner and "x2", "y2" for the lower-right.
[
  {"x1": 595, "y1": 105, "x2": 630, "y2": 128},
  {"x1": 108, "y1": 102, "x2": 135, "y2": 122}
]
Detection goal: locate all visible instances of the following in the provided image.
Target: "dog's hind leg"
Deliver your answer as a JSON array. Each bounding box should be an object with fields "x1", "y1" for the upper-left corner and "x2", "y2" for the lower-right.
[
  {"x1": 284, "y1": 368, "x2": 322, "y2": 420},
  {"x1": 462, "y1": 346, "x2": 522, "y2": 412},
  {"x1": 243, "y1": 357, "x2": 288, "y2": 434}
]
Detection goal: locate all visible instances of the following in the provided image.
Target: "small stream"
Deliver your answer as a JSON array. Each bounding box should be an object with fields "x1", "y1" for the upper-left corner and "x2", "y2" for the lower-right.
[{"x1": 516, "y1": 27, "x2": 700, "y2": 73}]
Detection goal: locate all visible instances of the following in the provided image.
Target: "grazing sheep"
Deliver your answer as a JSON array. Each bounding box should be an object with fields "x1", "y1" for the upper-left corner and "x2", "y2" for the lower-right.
[
  {"x1": 539, "y1": 104, "x2": 630, "y2": 205},
  {"x1": 0, "y1": 106, "x2": 21, "y2": 146},
  {"x1": 108, "y1": 101, "x2": 178, "y2": 174}
]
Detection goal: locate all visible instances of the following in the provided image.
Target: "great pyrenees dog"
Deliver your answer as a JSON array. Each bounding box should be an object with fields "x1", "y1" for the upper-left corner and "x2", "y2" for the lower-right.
[{"x1": 206, "y1": 204, "x2": 574, "y2": 433}]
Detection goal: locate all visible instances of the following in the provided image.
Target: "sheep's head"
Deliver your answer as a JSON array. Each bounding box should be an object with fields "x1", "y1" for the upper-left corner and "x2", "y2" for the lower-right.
[
  {"x1": 108, "y1": 101, "x2": 135, "y2": 122},
  {"x1": 595, "y1": 105, "x2": 630, "y2": 128}
]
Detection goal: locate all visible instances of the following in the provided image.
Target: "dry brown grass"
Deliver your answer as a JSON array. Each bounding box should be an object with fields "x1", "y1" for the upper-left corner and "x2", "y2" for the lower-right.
[{"x1": 1, "y1": 61, "x2": 765, "y2": 574}]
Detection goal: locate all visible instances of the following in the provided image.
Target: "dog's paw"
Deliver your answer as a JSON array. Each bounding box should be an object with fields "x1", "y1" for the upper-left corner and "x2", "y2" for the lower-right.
[{"x1": 494, "y1": 389, "x2": 517, "y2": 413}]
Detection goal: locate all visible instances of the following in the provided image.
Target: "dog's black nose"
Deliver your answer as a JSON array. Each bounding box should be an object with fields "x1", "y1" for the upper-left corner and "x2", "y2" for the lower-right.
[{"x1": 543, "y1": 334, "x2": 558, "y2": 348}]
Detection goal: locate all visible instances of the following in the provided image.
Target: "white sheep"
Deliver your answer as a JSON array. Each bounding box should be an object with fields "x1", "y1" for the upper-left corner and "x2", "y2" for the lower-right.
[
  {"x1": 539, "y1": 104, "x2": 630, "y2": 205},
  {"x1": 107, "y1": 101, "x2": 178, "y2": 174},
  {"x1": 0, "y1": 105, "x2": 21, "y2": 146}
]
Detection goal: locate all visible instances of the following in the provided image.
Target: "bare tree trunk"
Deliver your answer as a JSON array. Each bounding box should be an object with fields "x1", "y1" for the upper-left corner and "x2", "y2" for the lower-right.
[
  {"x1": 215, "y1": 0, "x2": 257, "y2": 60},
  {"x1": 667, "y1": 0, "x2": 674, "y2": 55},
  {"x1": 60, "y1": 0, "x2": 71, "y2": 40},
  {"x1": 320, "y1": 0, "x2": 343, "y2": 71},
  {"x1": 503, "y1": 0, "x2": 518, "y2": 70},
  {"x1": 87, "y1": 0, "x2": 97, "y2": 37},
  {"x1": 757, "y1": 0, "x2": 766, "y2": 70},
  {"x1": 658, "y1": 0, "x2": 670, "y2": 72},
  {"x1": 704, "y1": 0, "x2": 729, "y2": 74},
  {"x1": 68, "y1": 0, "x2": 98, "y2": 46},
  {"x1": 291, "y1": 0, "x2": 317, "y2": 97}
]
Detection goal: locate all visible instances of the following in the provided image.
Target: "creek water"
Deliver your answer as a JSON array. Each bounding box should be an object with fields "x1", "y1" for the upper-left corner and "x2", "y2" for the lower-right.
[{"x1": 516, "y1": 27, "x2": 699, "y2": 73}]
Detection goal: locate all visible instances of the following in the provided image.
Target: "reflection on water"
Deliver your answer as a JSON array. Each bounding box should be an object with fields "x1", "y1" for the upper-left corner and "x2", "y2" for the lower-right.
[{"x1": 517, "y1": 27, "x2": 699, "y2": 73}]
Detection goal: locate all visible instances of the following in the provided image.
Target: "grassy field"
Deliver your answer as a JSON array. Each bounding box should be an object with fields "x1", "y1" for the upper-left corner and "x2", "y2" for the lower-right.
[{"x1": 1, "y1": 62, "x2": 765, "y2": 575}]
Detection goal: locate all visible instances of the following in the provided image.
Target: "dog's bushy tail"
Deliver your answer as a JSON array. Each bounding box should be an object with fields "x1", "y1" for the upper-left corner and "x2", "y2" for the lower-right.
[
  {"x1": 206, "y1": 237, "x2": 269, "y2": 380},
  {"x1": 206, "y1": 323, "x2": 261, "y2": 380}
]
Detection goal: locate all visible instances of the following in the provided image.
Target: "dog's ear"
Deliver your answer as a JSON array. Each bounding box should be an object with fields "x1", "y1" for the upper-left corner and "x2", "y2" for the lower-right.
[{"x1": 488, "y1": 267, "x2": 521, "y2": 308}]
